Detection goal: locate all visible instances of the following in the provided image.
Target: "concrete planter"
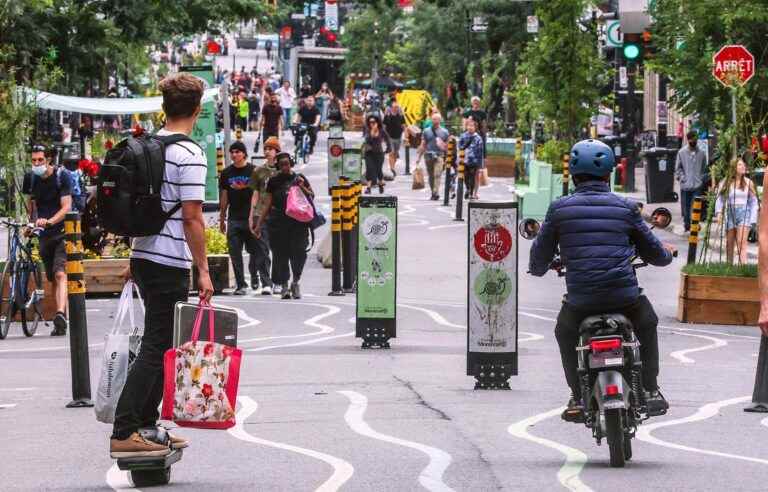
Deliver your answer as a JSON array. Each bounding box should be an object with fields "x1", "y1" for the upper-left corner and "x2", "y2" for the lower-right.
[{"x1": 677, "y1": 273, "x2": 759, "y2": 325}]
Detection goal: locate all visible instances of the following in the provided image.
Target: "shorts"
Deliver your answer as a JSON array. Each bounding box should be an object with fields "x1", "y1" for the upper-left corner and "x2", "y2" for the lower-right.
[
  {"x1": 39, "y1": 234, "x2": 66, "y2": 282},
  {"x1": 725, "y1": 205, "x2": 749, "y2": 230},
  {"x1": 390, "y1": 138, "x2": 402, "y2": 156}
]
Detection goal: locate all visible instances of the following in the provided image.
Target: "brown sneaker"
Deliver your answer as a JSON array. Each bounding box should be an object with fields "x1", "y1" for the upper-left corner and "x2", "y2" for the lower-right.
[
  {"x1": 110, "y1": 432, "x2": 171, "y2": 458},
  {"x1": 168, "y1": 432, "x2": 190, "y2": 449}
]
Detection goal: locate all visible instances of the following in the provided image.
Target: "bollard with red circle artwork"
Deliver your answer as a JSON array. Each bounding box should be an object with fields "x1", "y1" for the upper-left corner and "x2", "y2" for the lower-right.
[{"x1": 467, "y1": 201, "x2": 518, "y2": 390}]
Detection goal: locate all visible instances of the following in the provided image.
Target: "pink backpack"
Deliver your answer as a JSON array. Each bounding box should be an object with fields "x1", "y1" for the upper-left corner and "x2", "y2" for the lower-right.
[{"x1": 285, "y1": 183, "x2": 314, "y2": 223}]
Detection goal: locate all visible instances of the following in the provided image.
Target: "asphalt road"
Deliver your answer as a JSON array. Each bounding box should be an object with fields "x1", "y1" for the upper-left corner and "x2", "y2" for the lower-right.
[{"x1": 1, "y1": 132, "x2": 766, "y2": 491}]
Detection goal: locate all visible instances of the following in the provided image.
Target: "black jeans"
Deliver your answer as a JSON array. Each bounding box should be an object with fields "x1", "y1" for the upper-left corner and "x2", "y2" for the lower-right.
[
  {"x1": 227, "y1": 220, "x2": 271, "y2": 289},
  {"x1": 268, "y1": 221, "x2": 308, "y2": 285},
  {"x1": 464, "y1": 166, "x2": 479, "y2": 195},
  {"x1": 111, "y1": 258, "x2": 189, "y2": 440},
  {"x1": 555, "y1": 295, "x2": 660, "y2": 400},
  {"x1": 364, "y1": 152, "x2": 385, "y2": 185}
]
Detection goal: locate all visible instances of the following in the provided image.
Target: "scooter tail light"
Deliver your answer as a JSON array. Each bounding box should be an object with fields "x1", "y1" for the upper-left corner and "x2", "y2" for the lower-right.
[
  {"x1": 590, "y1": 338, "x2": 622, "y2": 352},
  {"x1": 606, "y1": 384, "x2": 619, "y2": 396}
]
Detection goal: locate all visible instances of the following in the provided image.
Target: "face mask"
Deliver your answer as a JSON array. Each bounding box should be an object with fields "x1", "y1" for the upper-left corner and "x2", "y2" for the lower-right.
[{"x1": 31, "y1": 165, "x2": 47, "y2": 177}]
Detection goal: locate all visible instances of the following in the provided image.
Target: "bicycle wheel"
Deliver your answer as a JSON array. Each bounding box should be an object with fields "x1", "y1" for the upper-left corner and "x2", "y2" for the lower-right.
[
  {"x1": 21, "y1": 262, "x2": 43, "y2": 337},
  {"x1": 0, "y1": 261, "x2": 13, "y2": 340}
]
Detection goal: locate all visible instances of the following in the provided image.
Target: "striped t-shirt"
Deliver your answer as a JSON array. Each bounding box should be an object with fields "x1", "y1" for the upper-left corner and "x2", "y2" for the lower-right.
[{"x1": 131, "y1": 130, "x2": 207, "y2": 269}]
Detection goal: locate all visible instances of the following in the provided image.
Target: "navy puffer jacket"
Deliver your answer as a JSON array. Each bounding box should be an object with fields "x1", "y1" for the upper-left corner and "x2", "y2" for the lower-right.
[{"x1": 529, "y1": 181, "x2": 673, "y2": 309}]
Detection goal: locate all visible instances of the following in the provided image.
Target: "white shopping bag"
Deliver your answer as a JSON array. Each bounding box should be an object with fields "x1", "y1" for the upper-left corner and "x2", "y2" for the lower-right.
[{"x1": 94, "y1": 281, "x2": 144, "y2": 424}]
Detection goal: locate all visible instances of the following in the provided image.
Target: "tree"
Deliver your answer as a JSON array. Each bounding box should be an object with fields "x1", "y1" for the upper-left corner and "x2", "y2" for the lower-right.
[{"x1": 513, "y1": 0, "x2": 609, "y2": 145}]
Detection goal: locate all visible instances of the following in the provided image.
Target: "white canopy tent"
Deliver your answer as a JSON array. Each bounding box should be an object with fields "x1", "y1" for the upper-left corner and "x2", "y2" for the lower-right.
[{"x1": 20, "y1": 87, "x2": 220, "y2": 115}]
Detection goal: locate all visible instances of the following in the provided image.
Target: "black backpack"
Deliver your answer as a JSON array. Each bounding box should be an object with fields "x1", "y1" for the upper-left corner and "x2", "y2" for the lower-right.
[{"x1": 97, "y1": 134, "x2": 197, "y2": 237}]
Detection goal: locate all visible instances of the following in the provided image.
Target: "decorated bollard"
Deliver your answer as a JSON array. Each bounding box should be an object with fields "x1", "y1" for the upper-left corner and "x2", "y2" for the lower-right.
[
  {"x1": 351, "y1": 181, "x2": 362, "y2": 286},
  {"x1": 327, "y1": 136, "x2": 345, "y2": 193},
  {"x1": 687, "y1": 197, "x2": 703, "y2": 264},
  {"x1": 216, "y1": 147, "x2": 225, "y2": 175},
  {"x1": 443, "y1": 137, "x2": 456, "y2": 206},
  {"x1": 404, "y1": 138, "x2": 411, "y2": 175},
  {"x1": 357, "y1": 195, "x2": 397, "y2": 349},
  {"x1": 562, "y1": 153, "x2": 570, "y2": 196},
  {"x1": 467, "y1": 201, "x2": 518, "y2": 390},
  {"x1": 454, "y1": 149, "x2": 466, "y2": 221},
  {"x1": 341, "y1": 179, "x2": 355, "y2": 293},
  {"x1": 328, "y1": 186, "x2": 345, "y2": 296},
  {"x1": 64, "y1": 212, "x2": 94, "y2": 408}
]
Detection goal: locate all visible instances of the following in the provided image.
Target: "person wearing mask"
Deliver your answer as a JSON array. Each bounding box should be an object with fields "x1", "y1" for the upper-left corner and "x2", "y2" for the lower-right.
[
  {"x1": 253, "y1": 153, "x2": 314, "y2": 300},
  {"x1": 714, "y1": 157, "x2": 759, "y2": 265},
  {"x1": 248, "y1": 137, "x2": 282, "y2": 295},
  {"x1": 315, "y1": 83, "x2": 333, "y2": 127},
  {"x1": 219, "y1": 141, "x2": 259, "y2": 295},
  {"x1": 383, "y1": 101, "x2": 406, "y2": 176},
  {"x1": 293, "y1": 95, "x2": 321, "y2": 155},
  {"x1": 459, "y1": 118, "x2": 484, "y2": 200},
  {"x1": 22, "y1": 144, "x2": 71, "y2": 336},
  {"x1": 110, "y1": 73, "x2": 212, "y2": 457},
  {"x1": 675, "y1": 130, "x2": 708, "y2": 231},
  {"x1": 275, "y1": 80, "x2": 297, "y2": 130},
  {"x1": 259, "y1": 93, "x2": 283, "y2": 144},
  {"x1": 363, "y1": 115, "x2": 392, "y2": 194},
  {"x1": 416, "y1": 113, "x2": 450, "y2": 201}
]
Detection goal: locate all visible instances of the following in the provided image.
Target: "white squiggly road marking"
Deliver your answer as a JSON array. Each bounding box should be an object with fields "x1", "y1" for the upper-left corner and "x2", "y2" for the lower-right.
[
  {"x1": 339, "y1": 390, "x2": 455, "y2": 492},
  {"x1": 229, "y1": 396, "x2": 355, "y2": 491},
  {"x1": 507, "y1": 407, "x2": 593, "y2": 492},
  {"x1": 635, "y1": 395, "x2": 768, "y2": 465},
  {"x1": 667, "y1": 330, "x2": 728, "y2": 364},
  {"x1": 238, "y1": 302, "x2": 339, "y2": 344}
]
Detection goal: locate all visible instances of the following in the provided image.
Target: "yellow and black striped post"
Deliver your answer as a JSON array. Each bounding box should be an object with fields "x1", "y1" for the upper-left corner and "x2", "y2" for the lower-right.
[
  {"x1": 64, "y1": 212, "x2": 93, "y2": 408},
  {"x1": 444, "y1": 137, "x2": 456, "y2": 206},
  {"x1": 404, "y1": 132, "x2": 412, "y2": 175},
  {"x1": 562, "y1": 153, "x2": 570, "y2": 196},
  {"x1": 236, "y1": 127, "x2": 243, "y2": 142},
  {"x1": 454, "y1": 148, "x2": 466, "y2": 221},
  {"x1": 351, "y1": 181, "x2": 361, "y2": 284},
  {"x1": 329, "y1": 186, "x2": 345, "y2": 296},
  {"x1": 339, "y1": 178, "x2": 354, "y2": 292},
  {"x1": 216, "y1": 147, "x2": 225, "y2": 175},
  {"x1": 687, "y1": 196, "x2": 703, "y2": 264}
]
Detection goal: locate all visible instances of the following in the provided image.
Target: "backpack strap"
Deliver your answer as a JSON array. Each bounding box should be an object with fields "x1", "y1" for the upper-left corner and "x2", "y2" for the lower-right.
[{"x1": 155, "y1": 133, "x2": 200, "y2": 150}]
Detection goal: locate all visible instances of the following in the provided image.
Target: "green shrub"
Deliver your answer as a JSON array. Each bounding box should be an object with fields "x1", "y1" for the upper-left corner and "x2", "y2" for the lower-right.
[
  {"x1": 205, "y1": 227, "x2": 229, "y2": 255},
  {"x1": 682, "y1": 262, "x2": 757, "y2": 278},
  {"x1": 538, "y1": 139, "x2": 570, "y2": 174}
]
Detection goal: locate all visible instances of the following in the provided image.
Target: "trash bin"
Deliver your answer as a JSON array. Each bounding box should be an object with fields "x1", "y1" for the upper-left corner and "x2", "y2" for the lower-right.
[{"x1": 640, "y1": 147, "x2": 678, "y2": 203}]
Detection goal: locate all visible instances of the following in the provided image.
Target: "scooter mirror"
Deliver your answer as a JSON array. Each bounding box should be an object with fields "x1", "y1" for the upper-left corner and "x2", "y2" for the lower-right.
[
  {"x1": 650, "y1": 207, "x2": 672, "y2": 229},
  {"x1": 518, "y1": 218, "x2": 541, "y2": 240}
]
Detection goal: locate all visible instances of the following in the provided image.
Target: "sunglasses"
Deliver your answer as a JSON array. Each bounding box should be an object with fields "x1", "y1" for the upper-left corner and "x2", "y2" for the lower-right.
[{"x1": 31, "y1": 145, "x2": 46, "y2": 153}]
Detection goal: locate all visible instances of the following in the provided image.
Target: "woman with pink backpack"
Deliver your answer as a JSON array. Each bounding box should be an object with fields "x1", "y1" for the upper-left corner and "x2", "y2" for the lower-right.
[{"x1": 253, "y1": 153, "x2": 315, "y2": 299}]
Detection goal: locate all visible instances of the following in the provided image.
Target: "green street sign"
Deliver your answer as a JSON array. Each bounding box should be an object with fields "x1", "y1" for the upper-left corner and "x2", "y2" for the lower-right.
[
  {"x1": 605, "y1": 20, "x2": 623, "y2": 48},
  {"x1": 356, "y1": 196, "x2": 397, "y2": 322},
  {"x1": 180, "y1": 65, "x2": 218, "y2": 202}
]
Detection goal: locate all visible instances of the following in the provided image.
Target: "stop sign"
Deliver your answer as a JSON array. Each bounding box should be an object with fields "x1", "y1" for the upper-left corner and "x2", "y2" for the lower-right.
[{"x1": 712, "y1": 45, "x2": 755, "y2": 87}]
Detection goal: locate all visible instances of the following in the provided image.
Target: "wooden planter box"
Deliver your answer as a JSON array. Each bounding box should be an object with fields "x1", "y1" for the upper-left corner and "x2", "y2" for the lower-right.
[
  {"x1": 192, "y1": 255, "x2": 231, "y2": 294},
  {"x1": 485, "y1": 154, "x2": 517, "y2": 178},
  {"x1": 83, "y1": 258, "x2": 130, "y2": 295},
  {"x1": 677, "y1": 273, "x2": 759, "y2": 325}
]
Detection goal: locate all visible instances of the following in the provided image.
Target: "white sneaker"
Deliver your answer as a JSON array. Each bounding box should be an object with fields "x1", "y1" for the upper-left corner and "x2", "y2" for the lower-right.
[{"x1": 261, "y1": 285, "x2": 273, "y2": 295}]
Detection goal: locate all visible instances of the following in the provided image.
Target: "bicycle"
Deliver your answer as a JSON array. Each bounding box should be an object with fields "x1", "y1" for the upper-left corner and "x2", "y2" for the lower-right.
[
  {"x1": 0, "y1": 221, "x2": 45, "y2": 339},
  {"x1": 291, "y1": 123, "x2": 312, "y2": 165}
]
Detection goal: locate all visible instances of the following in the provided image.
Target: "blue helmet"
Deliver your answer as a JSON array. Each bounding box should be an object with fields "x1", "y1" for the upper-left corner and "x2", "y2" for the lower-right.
[{"x1": 569, "y1": 139, "x2": 615, "y2": 177}]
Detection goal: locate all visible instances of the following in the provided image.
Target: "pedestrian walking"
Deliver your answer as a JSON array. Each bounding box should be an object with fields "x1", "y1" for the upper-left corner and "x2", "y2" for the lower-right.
[
  {"x1": 326, "y1": 93, "x2": 347, "y2": 128},
  {"x1": 259, "y1": 93, "x2": 283, "y2": 143},
  {"x1": 715, "y1": 157, "x2": 759, "y2": 264},
  {"x1": 675, "y1": 130, "x2": 708, "y2": 231},
  {"x1": 22, "y1": 144, "x2": 71, "y2": 336},
  {"x1": 416, "y1": 113, "x2": 450, "y2": 200},
  {"x1": 363, "y1": 115, "x2": 392, "y2": 194},
  {"x1": 219, "y1": 141, "x2": 260, "y2": 295},
  {"x1": 253, "y1": 153, "x2": 314, "y2": 300},
  {"x1": 236, "y1": 90, "x2": 250, "y2": 131},
  {"x1": 275, "y1": 80, "x2": 297, "y2": 131},
  {"x1": 315, "y1": 82, "x2": 333, "y2": 127},
  {"x1": 383, "y1": 101, "x2": 406, "y2": 176},
  {"x1": 265, "y1": 39, "x2": 273, "y2": 60},
  {"x1": 459, "y1": 118, "x2": 484, "y2": 200},
  {"x1": 110, "y1": 73, "x2": 212, "y2": 457},
  {"x1": 248, "y1": 137, "x2": 282, "y2": 295},
  {"x1": 248, "y1": 90, "x2": 261, "y2": 132}
]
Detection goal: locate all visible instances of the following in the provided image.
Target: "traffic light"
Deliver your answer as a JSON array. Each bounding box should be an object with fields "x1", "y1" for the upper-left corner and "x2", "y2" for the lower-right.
[
  {"x1": 641, "y1": 30, "x2": 655, "y2": 61},
  {"x1": 622, "y1": 33, "x2": 641, "y2": 62},
  {"x1": 316, "y1": 26, "x2": 338, "y2": 47}
]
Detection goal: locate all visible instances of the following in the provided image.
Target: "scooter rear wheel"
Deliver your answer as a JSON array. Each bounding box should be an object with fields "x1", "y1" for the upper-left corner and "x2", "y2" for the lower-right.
[
  {"x1": 623, "y1": 432, "x2": 633, "y2": 461},
  {"x1": 605, "y1": 409, "x2": 626, "y2": 468}
]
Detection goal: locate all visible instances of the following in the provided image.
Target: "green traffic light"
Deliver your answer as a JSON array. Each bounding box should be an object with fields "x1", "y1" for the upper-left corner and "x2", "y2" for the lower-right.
[{"x1": 623, "y1": 43, "x2": 640, "y2": 60}]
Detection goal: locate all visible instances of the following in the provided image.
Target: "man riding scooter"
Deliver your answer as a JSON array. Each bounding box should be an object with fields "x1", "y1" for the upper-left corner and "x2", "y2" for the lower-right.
[{"x1": 528, "y1": 139, "x2": 676, "y2": 422}]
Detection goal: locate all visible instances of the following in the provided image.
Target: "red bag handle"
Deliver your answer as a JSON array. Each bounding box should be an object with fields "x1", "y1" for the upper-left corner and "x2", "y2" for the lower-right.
[{"x1": 190, "y1": 300, "x2": 215, "y2": 343}]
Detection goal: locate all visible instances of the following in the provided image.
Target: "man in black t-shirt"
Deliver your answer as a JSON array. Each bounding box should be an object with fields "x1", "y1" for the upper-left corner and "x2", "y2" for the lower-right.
[
  {"x1": 383, "y1": 101, "x2": 407, "y2": 175},
  {"x1": 219, "y1": 141, "x2": 259, "y2": 294},
  {"x1": 293, "y1": 95, "x2": 321, "y2": 154},
  {"x1": 22, "y1": 144, "x2": 72, "y2": 336},
  {"x1": 260, "y1": 93, "x2": 284, "y2": 143}
]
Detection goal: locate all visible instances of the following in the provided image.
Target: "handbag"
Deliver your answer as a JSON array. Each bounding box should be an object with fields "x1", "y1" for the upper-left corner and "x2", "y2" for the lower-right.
[
  {"x1": 162, "y1": 301, "x2": 242, "y2": 429},
  {"x1": 412, "y1": 166, "x2": 426, "y2": 190},
  {"x1": 285, "y1": 180, "x2": 315, "y2": 223},
  {"x1": 95, "y1": 281, "x2": 143, "y2": 423}
]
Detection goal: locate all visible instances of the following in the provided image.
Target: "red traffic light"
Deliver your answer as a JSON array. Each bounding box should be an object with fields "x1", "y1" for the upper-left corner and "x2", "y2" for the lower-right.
[
  {"x1": 326, "y1": 32, "x2": 337, "y2": 44},
  {"x1": 280, "y1": 26, "x2": 292, "y2": 41},
  {"x1": 320, "y1": 26, "x2": 329, "y2": 35}
]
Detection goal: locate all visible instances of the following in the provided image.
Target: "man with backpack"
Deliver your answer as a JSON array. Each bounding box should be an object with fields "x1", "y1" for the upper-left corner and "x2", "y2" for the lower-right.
[
  {"x1": 106, "y1": 73, "x2": 213, "y2": 458},
  {"x1": 22, "y1": 144, "x2": 72, "y2": 336}
]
